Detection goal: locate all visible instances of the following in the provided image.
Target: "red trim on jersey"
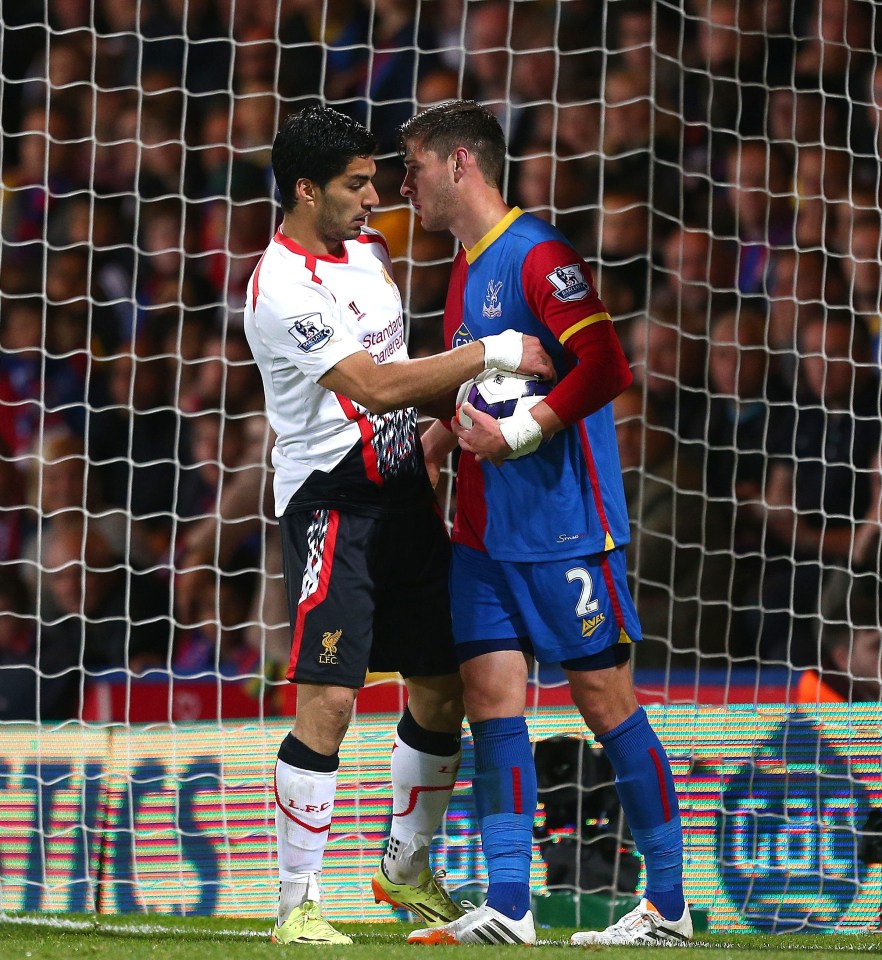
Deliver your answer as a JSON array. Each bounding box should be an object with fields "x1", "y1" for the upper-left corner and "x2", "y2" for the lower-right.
[
  {"x1": 272, "y1": 227, "x2": 347, "y2": 268},
  {"x1": 273, "y1": 768, "x2": 333, "y2": 832},
  {"x1": 521, "y1": 241, "x2": 606, "y2": 342},
  {"x1": 336, "y1": 395, "x2": 383, "y2": 486},
  {"x1": 356, "y1": 230, "x2": 390, "y2": 256},
  {"x1": 442, "y1": 251, "x2": 468, "y2": 346},
  {"x1": 287, "y1": 510, "x2": 341, "y2": 681},
  {"x1": 451, "y1": 455, "x2": 489, "y2": 552},
  {"x1": 251, "y1": 252, "x2": 266, "y2": 311},
  {"x1": 512, "y1": 767, "x2": 523, "y2": 815},
  {"x1": 577, "y1": 420, "x2": 613, "y2": 546},
  {"x1": 599, "y1": 550, "x2": 626, "y2": 630},
  {"x1": 444, "y1": 252, "x2": 489, "y2": 550},
  {"x1": 544, "y1": 322, "x2": 633, "y2": 427},
  {"x1": 648, "y1": 747, "x2": 673, "y2": 822},
  {"x1": 393, "y1": 784, "x2": 455, "y2": 818}
]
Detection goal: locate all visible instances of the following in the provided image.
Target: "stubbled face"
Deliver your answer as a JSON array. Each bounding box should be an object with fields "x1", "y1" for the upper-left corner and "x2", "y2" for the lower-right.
[
  {"x1": 400, "y1": 142, "x2": 457, "y2": 233},
  {"x1": 312, "y1": 155, "x2": 379, "y2": 246}
]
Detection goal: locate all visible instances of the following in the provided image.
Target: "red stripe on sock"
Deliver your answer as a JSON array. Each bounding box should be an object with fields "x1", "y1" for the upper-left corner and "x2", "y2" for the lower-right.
[
  {"x1": 393, "y1": 784, "x2": 455, "y2": 817},
  {"x1": 273, "y1": 766, "x2": 332, "y2": 833},
  {"x1": 512, "y1": 767, "x2": 523, "y2": 815},
  {"x1": 648, "y1": 747, "x2": 672, "y2": 822}
]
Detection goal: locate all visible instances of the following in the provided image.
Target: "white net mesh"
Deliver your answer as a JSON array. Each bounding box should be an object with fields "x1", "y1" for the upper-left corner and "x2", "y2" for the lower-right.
[{"x1": 1, "y1": 0, "x2": 882, "y2": 929}]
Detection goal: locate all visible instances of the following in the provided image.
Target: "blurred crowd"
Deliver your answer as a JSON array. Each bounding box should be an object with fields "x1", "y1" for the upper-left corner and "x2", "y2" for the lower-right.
[{"x1": 1, "y1": 0, "x2": 882, "y2": 719}]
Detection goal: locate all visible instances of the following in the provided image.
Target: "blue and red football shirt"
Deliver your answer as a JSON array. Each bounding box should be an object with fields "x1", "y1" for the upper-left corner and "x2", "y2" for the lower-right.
[{"x1": 445, "y1": 207, "x2": 631, "y2": 562}]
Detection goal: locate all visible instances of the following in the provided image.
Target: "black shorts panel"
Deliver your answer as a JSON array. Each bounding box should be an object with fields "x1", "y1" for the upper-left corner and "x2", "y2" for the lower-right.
[{"x1": 279, "y1": 505, "x2": 457, "y2": 688}]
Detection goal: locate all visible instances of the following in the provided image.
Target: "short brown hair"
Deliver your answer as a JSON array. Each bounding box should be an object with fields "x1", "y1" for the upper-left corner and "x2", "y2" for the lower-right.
[{"x1": 398, "y1": 100, "x2": 506, "y2": 187}]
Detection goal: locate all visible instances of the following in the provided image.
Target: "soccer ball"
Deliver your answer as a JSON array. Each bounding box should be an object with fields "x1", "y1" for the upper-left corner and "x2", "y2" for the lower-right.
[{"x1": 455, "y1": 368, "x2": 552, "y2": 429}]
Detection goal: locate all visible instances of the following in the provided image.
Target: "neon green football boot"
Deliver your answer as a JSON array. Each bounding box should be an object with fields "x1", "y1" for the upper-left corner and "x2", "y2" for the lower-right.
[
  {"x1": 371, "y1": 863, "x2": 464, "y2": 926},
  {"x1": 271, "y1": 900, "x2": 353, "y2": 945}
]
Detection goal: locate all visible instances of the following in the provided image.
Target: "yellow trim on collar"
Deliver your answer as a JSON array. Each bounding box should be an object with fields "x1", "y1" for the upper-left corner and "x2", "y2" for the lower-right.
[
  {"x1": 465, "y1": 207, "x2": 524, "y2": 264},
  {"x1": 559, "y1": 311, "x2": 611, "y2": 345}
]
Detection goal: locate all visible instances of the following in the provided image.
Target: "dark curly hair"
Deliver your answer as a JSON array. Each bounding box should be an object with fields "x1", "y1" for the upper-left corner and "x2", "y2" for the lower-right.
[
  {"x1": 272, "y1": 105, "x2": 377, "y2": 212},
  {"x1": 397, "y1": 100, "x2": 506, "y2": 187}
]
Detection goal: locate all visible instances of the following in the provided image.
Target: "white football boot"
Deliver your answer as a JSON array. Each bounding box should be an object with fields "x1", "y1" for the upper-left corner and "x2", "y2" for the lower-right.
[
  {"x1": 570, "y1": 898, "x2": 693, "y2": 946},
  {"x1": 407, "y1": 901, "x2": 536, "y2": 945}
]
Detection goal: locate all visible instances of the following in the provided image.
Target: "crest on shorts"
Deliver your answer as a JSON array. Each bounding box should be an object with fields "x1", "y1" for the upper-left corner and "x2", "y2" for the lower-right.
[
  {"x1": 482, "y1": 279, "x2": 503, "y2": 319},
  {"x1": 287, "y1": 313, "x2": 334, "y2": 352},
  {"x1": 319, "y1": 629, "x2": 342, "y2": 665},
  {"x1": 547, "y1": 263, "x2": 590, "y2": 302}
]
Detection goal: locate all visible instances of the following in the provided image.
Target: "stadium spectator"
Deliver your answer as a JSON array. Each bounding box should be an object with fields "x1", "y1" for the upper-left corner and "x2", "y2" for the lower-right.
[
  {"x1": 173, "y1": 414, "x2": 282, "y2": 665},
  {"x1": 720, "y1": 138, "x2": 794, "y2": 297},
  {"x1": 1, "y1": 102, "x2": 83, "y2": 271},
  {"x1": 86, "y1": 336, "x2": 201, "y2": 536},
  {"x1": 626, "y1": 296, "x2": 707, "y2": 449},
  {"x1": 179, "y1": 326, "x2": 265, "y2": 417},
  {"x1": 794, "y1": 0, "x2": 875, "y2": 99},
  {"x1": 0, "y1": 295, "x2": 88, "y2": 457},
  {"x1": 703, "y1": 307, "x2": 791, "y2": 524},
  {"x1": 615, "y1": 386, "x2": 734, "y2": 670},
  {"x1": 594, "y1": 186, "x2": 654, "y2": 319},
  {"x1": 598, "y1": 65, "x2": 680, "y2": 225},
  {"x1": 765, "y1": 247, "x2": 846, "y2": 384},
  {"x1": 702, "y1": 306, "x2": 793, "y2": 655},
  {"x1": 18, "y1": 426, "x2": 146, "y2": 594},
  {"x1": 660, "y1": 223, "x2": 738, "y2": 322},
  {"x1": 92, "y1": 95, "x2": 142, "y2": 197},
  {"x1": 793, "y1": 144, "x2": 852, "y2": 249},
  {"x1": 201, "y1": 158, "x2": 277, "y2": 325},
  {"x1": 49, "y1": 194, "x2": 137, "y2": 347},
  {"x1": 135, "y1": 197, "x2": 217, "y2": 345},
  {"x1": 754, "y1": 310, "x2": 882, "y2": 665},
  {"x1": 840, "y1": 212, "x2": 882, "y2": 354},
  {"x1": 680, "y1": 0, "x2": 768, "y2": 192},
  {"x1": 461, "y1": 1, "x2": 514, "y2": 130},
  {"x1": 512, "y1": 144, "x2": 594, "y2": 253},
  {"x1": 173, "y1": 564, "x2": 259, "y2": 678},
  {"x1": 34, "y1": 519, "x2": 174, "y2": 720},
  {"x1": 798, "y1": 570, "x2": 882, "y2": 703},
  {"x1": 137, "y1": 98, "x2": 203, "y2": 201},
  {"x1": 766, "y1": 87, "x2": 837, "y2": 164},
  {"x1": 555, "y1": 93, "x2": 602, "y2": 163},
  {"x1": 0, "y1": 567, "x2": 38, "y2": 721},
  {"x1": 322, "y1": 0, "x2": 441, "y2": 153},
  {"x1": 0, "y1": 433, "x2": 25, "y2": 568},
  {"x1": 610, "y1": 0, "x2": 680, "y2": 109}
]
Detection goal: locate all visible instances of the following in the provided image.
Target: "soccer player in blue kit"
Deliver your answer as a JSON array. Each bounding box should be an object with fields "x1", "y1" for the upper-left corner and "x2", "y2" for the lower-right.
[{"x1": 397, "y1": 101, "x2": 692, "y2": 946}]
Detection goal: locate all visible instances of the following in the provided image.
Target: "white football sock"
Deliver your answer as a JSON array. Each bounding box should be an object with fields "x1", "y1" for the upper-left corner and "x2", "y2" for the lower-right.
[
  {"x1": 383, "y1": 737, "x2": 461, "y2": 885},
  {"x1": 277, "y1": 873, "x2": 321, "y2": 924},
  {"x1": 274, "y1": 758, "x2": 336, "y2": 898}
]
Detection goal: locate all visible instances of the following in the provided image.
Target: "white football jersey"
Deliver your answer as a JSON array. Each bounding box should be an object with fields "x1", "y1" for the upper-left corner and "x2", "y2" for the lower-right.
[{"x1": 244, "y1": 226, "x2": 426, "y2": 516}]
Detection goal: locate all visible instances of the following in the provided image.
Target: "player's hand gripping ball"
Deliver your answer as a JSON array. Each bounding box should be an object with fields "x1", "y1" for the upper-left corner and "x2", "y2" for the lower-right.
[{"x1": 455, "y1": 368, "x2": 552, "y2": 429}]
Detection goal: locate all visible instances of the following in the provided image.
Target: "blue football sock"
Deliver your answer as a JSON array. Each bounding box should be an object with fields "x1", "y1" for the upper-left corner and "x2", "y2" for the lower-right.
[
  {"x1": 472, "y1": 716, "x2": 536, "y2": 920},
  {"x1": 597, "y1": 708, "x2": 685, "y2": 920}
]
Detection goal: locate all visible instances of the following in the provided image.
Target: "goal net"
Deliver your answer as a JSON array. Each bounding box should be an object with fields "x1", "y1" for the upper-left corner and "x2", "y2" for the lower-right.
[{"x1": 1, "y1": 0, "x2": 881, "y2": 933}]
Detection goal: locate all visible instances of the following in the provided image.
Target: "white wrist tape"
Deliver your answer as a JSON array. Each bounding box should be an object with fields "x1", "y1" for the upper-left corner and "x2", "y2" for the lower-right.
[
  {"x1": 499, "y1": 407, "x2": 543, "y2": 459},
  {"x1": 479, "y1": 330, "x2": 523, "y2": 371}
]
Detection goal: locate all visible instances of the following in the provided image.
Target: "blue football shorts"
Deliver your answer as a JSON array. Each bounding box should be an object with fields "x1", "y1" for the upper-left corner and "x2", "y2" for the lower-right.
[{"x1": 449, "y1": 542, "x2": 642, "y2": 667}]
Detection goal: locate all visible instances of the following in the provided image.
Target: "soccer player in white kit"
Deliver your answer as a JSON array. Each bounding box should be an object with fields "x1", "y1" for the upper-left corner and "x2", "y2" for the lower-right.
[{"x1": 243, "y1": 105, "x2": 552, "y2": 944}]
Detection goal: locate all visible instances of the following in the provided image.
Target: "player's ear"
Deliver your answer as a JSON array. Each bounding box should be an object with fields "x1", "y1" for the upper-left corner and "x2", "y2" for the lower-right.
[
  {"x1": 295, "y1": 177, "x2": 317, "y2": 205},
  {"x1": 451, "y1": 147, "x2": 469, "y2": 182}
]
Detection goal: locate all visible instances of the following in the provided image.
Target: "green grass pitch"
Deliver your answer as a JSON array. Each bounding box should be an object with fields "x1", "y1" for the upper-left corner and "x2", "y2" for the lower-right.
[{"x1": 2, "y1": 914, "x2": 882, "y2": 959}]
